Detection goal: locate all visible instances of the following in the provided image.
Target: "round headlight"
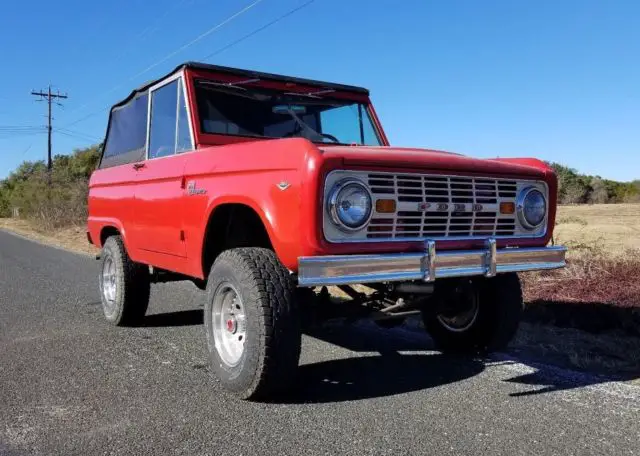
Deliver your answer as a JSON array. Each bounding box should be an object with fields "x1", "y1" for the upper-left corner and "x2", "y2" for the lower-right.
[
  {"x1": 328, "y1": 180, "x2": 373, "y2": 231},
  {"x1": 517, "y1": 187, "x2": 546, "y2": 229}
]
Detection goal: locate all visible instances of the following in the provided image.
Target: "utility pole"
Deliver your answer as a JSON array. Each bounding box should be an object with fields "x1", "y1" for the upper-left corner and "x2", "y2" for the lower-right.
[{"x1": 31, "y1": 85, "x2": 68, "y2": 185}]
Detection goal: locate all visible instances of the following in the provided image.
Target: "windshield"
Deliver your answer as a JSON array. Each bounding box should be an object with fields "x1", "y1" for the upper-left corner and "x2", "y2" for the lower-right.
[{"x1": 194, "y1": 80, "x2": 382, "y2": 146}]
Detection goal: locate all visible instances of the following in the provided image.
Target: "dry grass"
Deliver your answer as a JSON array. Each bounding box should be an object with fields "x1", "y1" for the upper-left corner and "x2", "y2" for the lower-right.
[
  {"x1": 522, "y1": 247, "x2": 640, "y2": 309},
  {"x1": 520, "y1": 204, "x2": 640, "y2": 335},
  {"x1": 0, "y1": 218, "x2": 97, "y2": 256},
  {"x1": 554, "y1": 203, "x2": 640, "y2": 253}
]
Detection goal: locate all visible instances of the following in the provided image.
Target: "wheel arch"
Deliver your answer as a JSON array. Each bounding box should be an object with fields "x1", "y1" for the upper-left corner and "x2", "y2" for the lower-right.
[
  {"x1": 100, "y1": 226, "x2": 121, "y2": 246},
  {"x1": 91, "y1": 217, "x2": 130, "y2": 251},
  {"x1": 200, "y1": 200, "x2": 277, "y2": 278}
]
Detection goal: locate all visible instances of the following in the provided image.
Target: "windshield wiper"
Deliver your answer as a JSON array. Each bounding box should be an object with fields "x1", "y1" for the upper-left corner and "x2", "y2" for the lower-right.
[
  {"x1": 198, "y1": 78, "x2": 261, "y2": 91},
  {"x1": 283, "y1": 88, "x2": 336, "y2": 99}
]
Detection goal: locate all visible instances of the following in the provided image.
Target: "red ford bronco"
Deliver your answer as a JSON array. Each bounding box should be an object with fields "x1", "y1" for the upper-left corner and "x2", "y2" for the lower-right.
[{"x1": 88, "y1": 62, "x2": 566, "y2": 399}]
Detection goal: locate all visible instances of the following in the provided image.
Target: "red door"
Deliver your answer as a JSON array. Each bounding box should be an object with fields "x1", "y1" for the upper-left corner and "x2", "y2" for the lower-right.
[
  {"x1": 129, "y1": 74, "x2": 194, "y2": 259},
  {"x1": 130, "y1": 154, "x2": 188, "y2": 257}
]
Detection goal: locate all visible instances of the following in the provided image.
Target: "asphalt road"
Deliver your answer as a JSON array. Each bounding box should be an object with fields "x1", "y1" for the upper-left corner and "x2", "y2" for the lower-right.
[{"x1": 0, "y1": 229, "x2": 638, "y2": 456}]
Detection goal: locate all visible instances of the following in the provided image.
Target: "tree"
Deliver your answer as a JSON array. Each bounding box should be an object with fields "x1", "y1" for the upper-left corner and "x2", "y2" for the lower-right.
[{"x1": 588, "y1": 177, "x2": 608, "y2": 204}]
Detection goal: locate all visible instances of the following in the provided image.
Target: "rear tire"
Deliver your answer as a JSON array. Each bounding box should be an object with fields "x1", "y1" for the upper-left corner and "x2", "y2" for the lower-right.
[
  {"x1": 99, "y1": 235, "x2": 150, "y2": 326},
  {"x1": 204, "y1": 248, "x2": 301, "y2": 400},
  {"x1": 422, "y1": 273, "x2": 523, "y2": 353}
]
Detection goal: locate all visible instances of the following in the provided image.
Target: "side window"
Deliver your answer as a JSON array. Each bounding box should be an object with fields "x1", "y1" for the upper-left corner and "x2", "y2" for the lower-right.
[
  {"x1": 100, "y1": 93, "x2": 148, "y2": 168},
  {"x1": 360, "y1": 106, "x2": 380, "y2": 145},
  {"x1": 319, "y1": 104, "x2": 380, "y2": 146},
  {"x1": 320, "y1": 105, "x2": 359, "y2": 144},
  {"x1": 176, "y1": 79, "x2": 193, "y2": 153},
  {"x1": 149, "y1": 80, "x2": 178, "y2": 159}
]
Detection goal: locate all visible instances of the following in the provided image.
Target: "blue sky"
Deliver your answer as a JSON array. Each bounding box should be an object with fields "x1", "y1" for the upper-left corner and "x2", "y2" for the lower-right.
[{"x1": 1, "y1": 0, "x2": 638, "y2": 181}]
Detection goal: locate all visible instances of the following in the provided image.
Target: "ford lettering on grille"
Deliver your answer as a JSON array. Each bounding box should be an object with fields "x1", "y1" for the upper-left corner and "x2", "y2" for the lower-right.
[{"x1": 367, "y1": 173, "x2": 518, "y2": 239}]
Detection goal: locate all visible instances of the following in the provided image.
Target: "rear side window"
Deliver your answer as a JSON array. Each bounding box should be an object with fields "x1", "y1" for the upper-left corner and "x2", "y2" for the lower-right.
[
  {"x1": 100, "y1": 93, "x2": 148, "y2": 168},
  {"x1": 148, "y1": 78, "x2": 193, "y2": 159}
]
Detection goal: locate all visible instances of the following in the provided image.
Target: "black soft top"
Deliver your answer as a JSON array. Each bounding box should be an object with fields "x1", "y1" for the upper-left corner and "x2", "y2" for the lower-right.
[{"x1": 111, "y1": 61, "x2": 369, "y2": 112}]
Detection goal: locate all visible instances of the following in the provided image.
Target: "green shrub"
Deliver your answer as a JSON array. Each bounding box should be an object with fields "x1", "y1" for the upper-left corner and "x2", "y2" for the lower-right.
[{"x1": 0, "y1": 145, "x2": 100, "y2": 228}]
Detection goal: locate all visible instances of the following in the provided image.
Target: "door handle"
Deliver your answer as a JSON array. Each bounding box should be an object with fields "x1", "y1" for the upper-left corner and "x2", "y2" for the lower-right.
[{"x1": 133, "y1": 162, "x2": 146, "y2": 170}]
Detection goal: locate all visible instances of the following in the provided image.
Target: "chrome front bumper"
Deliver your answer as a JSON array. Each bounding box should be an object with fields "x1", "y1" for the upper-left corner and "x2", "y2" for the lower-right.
[{"x1": 298, "y1": 239, "x2": 567, "y2": 287}]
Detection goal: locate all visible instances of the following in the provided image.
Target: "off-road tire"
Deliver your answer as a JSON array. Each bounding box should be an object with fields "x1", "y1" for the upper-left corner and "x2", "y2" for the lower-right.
[
  {"x1": 99, "y1": 235, "x2": 150, "y2": 326},
  {"x1": 422, "y1": 273, "x2": 523, "y2": 353},
  {"x1": 204, "y1": 248, "x2": 301, "y2": 400}
]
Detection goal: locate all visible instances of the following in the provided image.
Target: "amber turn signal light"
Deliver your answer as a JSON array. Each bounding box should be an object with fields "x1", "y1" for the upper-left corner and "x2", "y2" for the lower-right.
[
  {"x1": 375, "y1": 199, "x2": 397, "y2": 213},
  {"x1": 500, "y1": 202, "x2": 515, "y2": 214}
]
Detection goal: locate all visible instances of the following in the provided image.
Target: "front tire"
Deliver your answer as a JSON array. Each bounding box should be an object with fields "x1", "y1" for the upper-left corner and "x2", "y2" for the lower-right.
[
  {"x1": 99, "y1": 235, "x2": 150, "y2": 326},
  {"x1": 204, "y1": 248, "x2": 301, "y2": 400},
  {"x1": 422, "y1": 273, "x2": 523, "y2": 353}
]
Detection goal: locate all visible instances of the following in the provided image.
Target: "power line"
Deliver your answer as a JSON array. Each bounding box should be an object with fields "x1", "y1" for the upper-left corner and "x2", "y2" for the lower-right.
[
  {"x1": 0, "y1": 125, "x2": 46, "y2": 131},
  {"x1": 67, "y1": 0, "x2": 191, "y2": 117},
  {"x1": 202, "y1": 0, "x2": 315, "y2": 61},
  {"x1": 31, "y1": 86, "x2": 68, "y2": 184},
  {"x1": 115, "y1": 0, "x2": 190, "y2": 57},
  {"x1": 18, "y1": 143, "x2": 34, "y2": 160},
  {"x1": 54, "y1": 130, "x2": 98, "y2": 145},
  {"x1": 53, "y1": 128, "x2": 101, "y2": 143},
  {"x1": 0, "y1": 131, "x2": 46, "y2": 140},
  {"x1": 130, "y1": 0, "x2": 264, "y2": 80},
  {"x1": 55, "y1": 127, "x2": 101, "y2": 140},
  {"x1": 64, "y1": 0, "x2": 264, "y2": 127}
]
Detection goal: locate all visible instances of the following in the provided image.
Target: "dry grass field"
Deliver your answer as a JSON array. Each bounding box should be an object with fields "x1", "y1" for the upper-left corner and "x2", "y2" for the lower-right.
[
  {"x1": 524, "y1": 204, "x2": 639, "y2": 309},
  {"x1": 553, "y1": 203, "x2": 640, "y2": 253}
]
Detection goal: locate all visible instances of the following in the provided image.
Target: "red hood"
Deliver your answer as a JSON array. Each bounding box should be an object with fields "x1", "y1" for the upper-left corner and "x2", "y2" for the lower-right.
[{"x1": 317, "y1": 145, "x2": 549, "y2": 179}]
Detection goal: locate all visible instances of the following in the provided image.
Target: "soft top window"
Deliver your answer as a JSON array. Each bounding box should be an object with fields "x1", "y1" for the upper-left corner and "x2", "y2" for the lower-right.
[{"x1": 100, "y1": 92, "x2": 148, "y2": 169}]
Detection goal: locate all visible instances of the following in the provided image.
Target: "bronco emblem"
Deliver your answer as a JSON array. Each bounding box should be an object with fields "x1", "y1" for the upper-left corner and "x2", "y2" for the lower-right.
[{"x1": 186, "y1": 181, "x2": 207, "y2": 195}]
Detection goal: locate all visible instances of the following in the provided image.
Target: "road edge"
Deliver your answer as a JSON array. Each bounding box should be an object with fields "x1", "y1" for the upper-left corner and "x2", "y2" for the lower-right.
[{"x1": 0, "y1": 227, "x2": 94, "y2": 258}]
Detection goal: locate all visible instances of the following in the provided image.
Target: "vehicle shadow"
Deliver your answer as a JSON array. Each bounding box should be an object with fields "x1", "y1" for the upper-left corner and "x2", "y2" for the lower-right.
[
  {"x1": 141, "y1": 309, "x2": 204, "y2": 327},
  {"x1": 294, "y1": 319, "x2": 640, "y2": 402},
  {"x1": 274, "y1": 323, "x2": 485, "y2": 404},
  {"x1": 524, "y1": 299, "x2": 640, "y2": 337},
  {"x1": 132, "y1": 304, "x2": 639, "y2": 400},
  {"x1": 501, "y1": 360, "x2": 640, "y2": 398},
  {"x1": 508, "y1": 299, "x2": 640, "y2": 396}
]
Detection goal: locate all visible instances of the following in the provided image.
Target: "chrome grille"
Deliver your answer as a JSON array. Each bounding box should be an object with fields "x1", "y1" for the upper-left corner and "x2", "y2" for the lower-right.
[{"x1": 367, "y1": 173, "x2": 519, "y2": 239}]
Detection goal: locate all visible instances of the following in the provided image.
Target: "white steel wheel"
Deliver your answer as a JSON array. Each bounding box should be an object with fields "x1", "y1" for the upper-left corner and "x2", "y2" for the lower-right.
[
  {"x1": 204, "y1": 248, "x2": 301, "y2": 400},
  {"x1": 436, "y1": 290, "x2": 480, "y2": 333},
  {"x1": 211, "y1": 282, "x2": 247, "y2": 367},
  {"x1": 101, "y1": 255, "x2": 117, "y2": 315},
  {"x1": 98, "y1": 235, "x2": 150, "y2": 327}
]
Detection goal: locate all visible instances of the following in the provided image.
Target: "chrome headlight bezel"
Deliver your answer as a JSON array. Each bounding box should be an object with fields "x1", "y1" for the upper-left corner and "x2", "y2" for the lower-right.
[
  {"x1": 517, "y1": 186, "x2": 547, "y2": 230},
  {"x1": 327, "y1": 179, "x2": 373, "y2": 232}
]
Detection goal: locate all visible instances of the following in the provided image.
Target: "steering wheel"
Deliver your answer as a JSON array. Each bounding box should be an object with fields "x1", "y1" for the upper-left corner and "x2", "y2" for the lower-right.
[
  {"x1": 283, "y1": 128, "x2": 339, "y2": 143},
  {"x1": 319, "y1": 133, "x2": 340, "y2": 143}
]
